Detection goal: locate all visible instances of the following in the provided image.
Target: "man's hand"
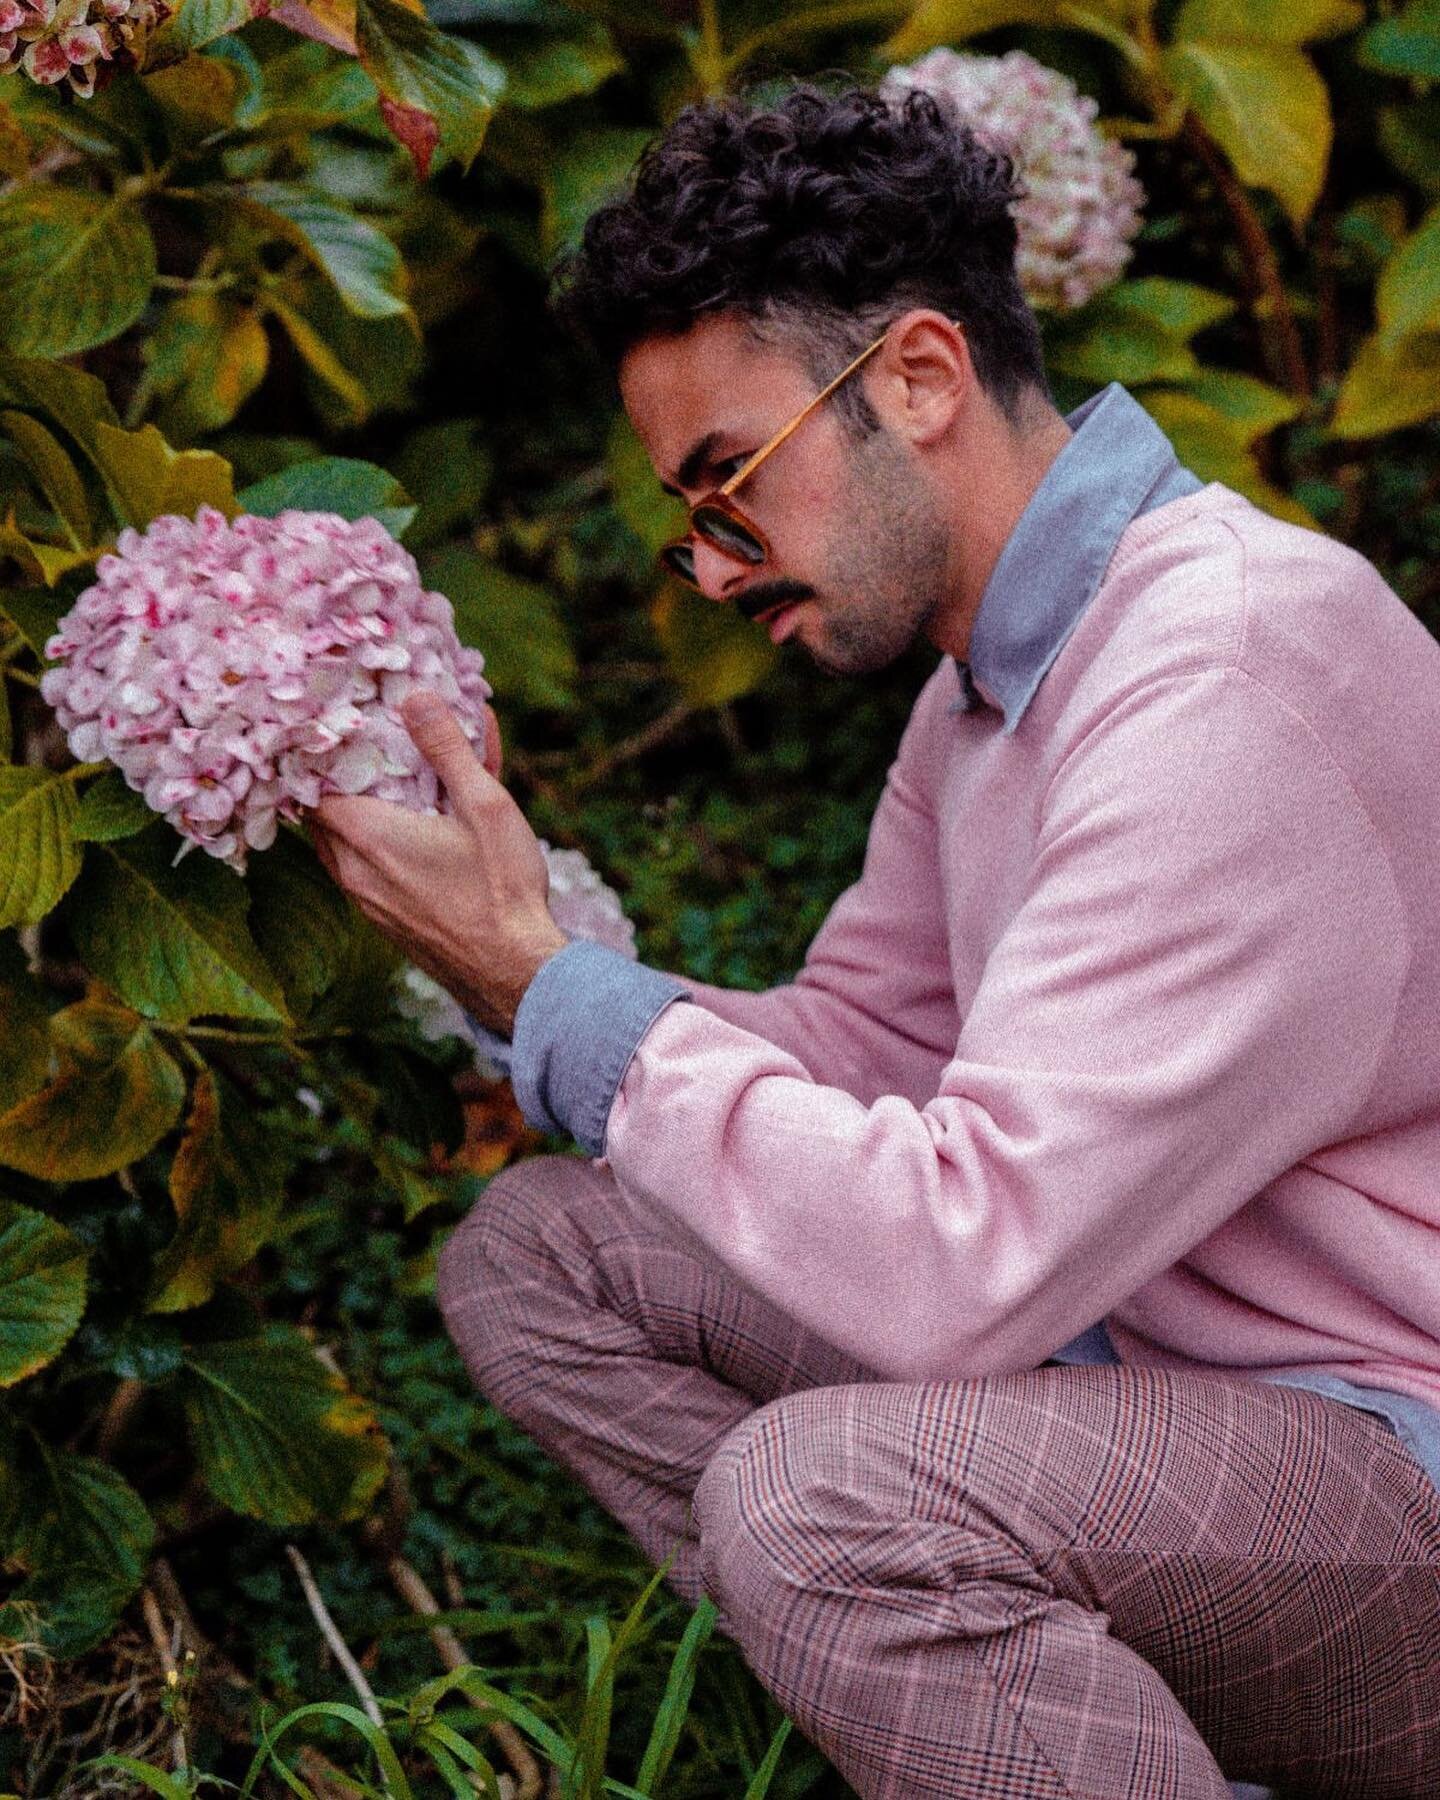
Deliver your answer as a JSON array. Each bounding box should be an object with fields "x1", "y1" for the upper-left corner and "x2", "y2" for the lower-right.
[{"x1": 308, "y1": 692, "x2": 568, "y2": 1037}]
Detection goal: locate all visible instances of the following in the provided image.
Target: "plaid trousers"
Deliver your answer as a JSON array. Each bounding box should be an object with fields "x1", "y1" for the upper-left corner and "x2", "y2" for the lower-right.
[{"x1": 437, "y1": 1154, "x2": 1440, "y2": 1800}]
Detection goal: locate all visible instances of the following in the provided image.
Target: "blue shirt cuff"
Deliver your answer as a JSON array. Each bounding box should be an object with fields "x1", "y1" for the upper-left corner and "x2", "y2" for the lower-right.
[{"x1": 508, "y1": 939, "x2": 691, "y2": 1155}]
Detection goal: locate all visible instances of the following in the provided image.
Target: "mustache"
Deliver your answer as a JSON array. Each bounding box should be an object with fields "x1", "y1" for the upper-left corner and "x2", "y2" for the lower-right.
[{"x1": 734, "y1": 580, "x2": 816, "y2": 623}]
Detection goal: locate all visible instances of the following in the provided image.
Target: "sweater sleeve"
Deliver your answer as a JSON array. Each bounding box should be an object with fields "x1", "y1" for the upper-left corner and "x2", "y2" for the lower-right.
[{"x1": 602, "y1": 667, "x2": 1409, "y2": 1380}]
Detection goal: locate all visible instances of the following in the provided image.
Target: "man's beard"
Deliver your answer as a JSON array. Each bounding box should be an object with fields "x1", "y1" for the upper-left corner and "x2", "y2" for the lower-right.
[{"x1": 802, "y1": 431, "x2": 950, "y2": 676}]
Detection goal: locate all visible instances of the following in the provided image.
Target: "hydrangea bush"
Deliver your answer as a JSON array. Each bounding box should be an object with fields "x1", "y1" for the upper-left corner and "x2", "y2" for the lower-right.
[
  {"x1": 42, "y1": 506, "x2": 493, "y2": 871},
  {"x1": 0, "y1": 0, "x2": 168, "y2": 96},
  {"x1": 882, "y1": 48, "x2": 1145, "y2": 311}
]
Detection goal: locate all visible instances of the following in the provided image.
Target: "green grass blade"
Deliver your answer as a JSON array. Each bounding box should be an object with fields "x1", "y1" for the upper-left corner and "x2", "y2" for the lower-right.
[
  {"x1": 240, "y1": 1702, "x2": 413, "y2": 1800},
  {"x1": 742, "y1": 1718, "x2": 794, "y2": 1800},
  {"x1": 80, "y1": 1756, "x2": 194, "y2": 1800},
  {"x1": 632, "y1": 1599, "x2": 718, "y2": 1795},
  {"x1": 419, "y1": 1718, "x2": 504, "y2": 1800}
]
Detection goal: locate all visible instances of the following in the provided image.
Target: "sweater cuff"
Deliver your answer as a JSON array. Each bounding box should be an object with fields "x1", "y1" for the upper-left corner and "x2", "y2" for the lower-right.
[{"x1": 509, "y1": 939, "x2": 691, "y2": 1155}]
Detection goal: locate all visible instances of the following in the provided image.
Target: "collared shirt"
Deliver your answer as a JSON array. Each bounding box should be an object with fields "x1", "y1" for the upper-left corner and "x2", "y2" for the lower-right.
[{"x1": 494, "y1": 381, "x2": 1440, "y2": 1499}]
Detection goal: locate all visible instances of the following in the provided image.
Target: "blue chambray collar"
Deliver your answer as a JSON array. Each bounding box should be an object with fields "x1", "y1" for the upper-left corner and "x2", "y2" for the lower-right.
[{"x1": 950, "y1": 382, "x2": 1203, "y2": 731}]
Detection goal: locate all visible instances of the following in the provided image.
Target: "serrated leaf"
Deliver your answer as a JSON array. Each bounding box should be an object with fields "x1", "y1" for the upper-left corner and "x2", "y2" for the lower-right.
[
  {"x1": 0, "y1": 1199, "x2": 87, "y2": 1386},
  {"x1": 237, "y1": 454, "x2": 415, "y2": 536},
  {"x1": 1358, "y1": 0, "x2": 1440, "y2": 79},
  {"x1": 240, "y1": 183, "x2": 410, "y2": 319},
  {"x1": 0, "y1": 767, "x2": 81, "y2": 929},
  {"x1": 1162, "y1": 40, "x2": 1330, "y2": 229},
  {"x1": 0, "y1": 409, "x2": 92, "y2": 548},
  {"x1": 651, "y1": 582, "x2": 778, "y2": 708},
  {"x1": 149, "y1": 1069, "x2": 289, "y2": 1311},
  {"x1": 1331, "y1": 329, "x2": 1440, "y2": 439},
  {"x1": 245, "y1": 827, "x2": 353, "y2": 1018},
  {"x1": 356, "y1": 0, "x2": 506, "y2": 178},
  {"x1": 501, "y1": 21, "x2": 623, "y2": 108},
  {"x1": 0, "y1": 188, "x2": 156, "y2": 358},
  {"x1": 88, "y1": 420, "x2": 236, "y2": 530},
  {"x1": 1376, "y1": 206, "x2": 1440, "y2": 352},
  {"x1": 1172, "y1": 0, "x2": 1361, "y2": 44},
  {"x1": 73, "y1": 770, "x2": 154, "y2": 843},
  {"x1": 0, "y1": 999, "x2": 186, "y2": 1181},
  {"x1": 422, "y1": 543, "x2": 576, "y2": 709},
  {"x1": 182, "y1": 1329, "x2": 388, "y2": 1523},
  {"x1": 0, "y1": 1444, "x2": 154, "y2": 1656},
  {"x1": 146, "y1": 0, "x2": 261, "y2": 58},
  {"x1": 0, "y1": 936, "x2": 51, "y2": 1112},
  {"x1": 67, "y1": 828, "x2": 289, "y2": 1025}
]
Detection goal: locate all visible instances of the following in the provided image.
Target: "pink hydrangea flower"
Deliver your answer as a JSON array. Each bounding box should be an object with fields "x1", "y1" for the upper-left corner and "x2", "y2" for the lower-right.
[
  {"x1": 396, "y1": 841, "x2": 637, "y2": 1074},
  {"x1": 882, "y1": 48, "x2": 1145, "y2": 311},
  {"x1": 42, "y1": 505, "x2": 493, "y2": 872},
  {"x1": 0, "y1": 0, "x2": 168, "y2": 96}
]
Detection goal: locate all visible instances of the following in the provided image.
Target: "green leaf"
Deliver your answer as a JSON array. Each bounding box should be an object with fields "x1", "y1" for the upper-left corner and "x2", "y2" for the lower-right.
[
  {"x1": 0, "y1": 514, "x2": 94, "y2": 586},
  {"x1": 237, "y1": 454, "x2": 416, "y2": 536},
  {"x1": 143, "y1": 50, "x2": 244, "y2": 134},
  {"x1": 1379, "y1": 99, "x2": 1440, "y2": 197},
  {"x1": 0, "y1": 766, "x2": 81, "y2": 929},
  {"x1": 0, "y1": 934, "x2": 51, "y2": 1113},
  {"x1": 356, "y1": 0, "x2": 506, "y2": 179},
  {"x1": 0, "y1": 681, "x2": 8, "y2": 760},
  {"x1": 540, "y1": 125, "x2": 650, "y2": 257},
  {"x1": 88, "y1": 419, "x2": 236, "y2": 530},
  {"x1": 422, "y1": 543, "x2": 577, "y2": 710},
  {"x1": 500, "y1": 21, "x2": 623, "y2": 109},
  {"x1": 182, "y1": 1328, "x2": 389, "y2": 1523},
  {"x1": 0, "y1": 1198, "x2": 87, "y2": 1386},
  {"x1": 73, "y1": 770, "x2": 155, "y2": 843},
  {"x1": 1044, "y1": 277, "x2": 1234, "y2": 388},
  {"x1": 0, "y1": 1443, "x2": 154, "y2": 1656},
  {"x1": 1331, "y1": 329, "x2": 1440, "y2": 439},
  {"x1": 884, "y1": 0, "x2": 1132, "y2": 59},
  {"x1": 633, "y1": 1601, "x2": 717, "y2": 1794},
  {"x1": 651, "y1": 582, "x2": 778, "y2": 708},
  {"x1": 147, "y1": 0, "x2": 260, "y2": 58},
  {"x1": 240, "y1": 183, "x2": 411, "y2": 319},
  {"x1": 391, "y1": 417, "x2": 492, "y2": 550},
  {"x1": 1162, "y1": 40, "x2": 1329, "y2": 229},
  {"x1": 244, "y1": 828, "x2": 354, "y2": 1019},
  {"x1": 741, "y1": 1719, "x2": 794, "y2": 1800},
  {"x1": 1140, "y1": 389, "x2": 1315, "y2": 525},
  {"x1": 0, "y1": 585, "x2": 63, "y2": 660},
  {"x1": 0, "y1": 188, "x2": 156, "y2": 358},
  {"x1": 148, "y1": 1068, "x2": 289, "y2": 1312},
  {"x1": 1376, "y1": 206, "x2": 1440, "y2": 352},
  {"x1": 1171, "y1": 0, "x2": 1361, "y2": 44},
  {"x1": 261, "y1": 293, "x2": 372, "y2": 424},
  {"x1": 608, "y1": 413, "x2": 686, "y2": 559},
  {"x1": 0, "y1": 999, "x2": 185, "y2": 1181},
  {"x1": 1177, "y1": 368, "x2": 1301, "y2": 441},
  {"x1": 1358, "y1": 0, "x2": 1440, "y2": 79},
  {"x1": 67, "y1": 828, "x2": 290, "y2": 1026},
  {"x1": 0, "y1": 409, "x2": 92, "y2": 549},
  {"x1": 144, "y1": 291, "x2": 270, "y2": 439}
]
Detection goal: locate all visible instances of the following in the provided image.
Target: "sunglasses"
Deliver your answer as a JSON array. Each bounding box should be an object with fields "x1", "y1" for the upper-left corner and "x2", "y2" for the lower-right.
[{"x1": 658, "y1": 329, "x2": 890, "y2": 593}]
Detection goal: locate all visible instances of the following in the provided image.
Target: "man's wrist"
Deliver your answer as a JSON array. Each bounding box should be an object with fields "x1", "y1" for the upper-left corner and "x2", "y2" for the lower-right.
[{"x1": 461, "y1": 916, "x2": 569, "y2": 1038}]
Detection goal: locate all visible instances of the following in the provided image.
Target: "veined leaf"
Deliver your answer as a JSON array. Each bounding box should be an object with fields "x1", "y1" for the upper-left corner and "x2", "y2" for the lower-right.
[
  {"x1": 1162, "y1": 40, "x2": 1330, "y2": 229},
  {"x1": 1376, "y1": 205, "x2": 1440, "y2": 351},
  {"x1": 148, "y1": 1069, "x2": 289, "y2": 1312},
  {"x1": 268, "y1": 0, "x2": 359, "y2": 52},
  {"x1": 1178, "y1": 368, "x2": 1300, "y2": 441},
  {"x1": 146, "y1": 0, "x2": 262, "y2": 59},
  {"x1": 1140, "y1": 390, "x2": 1315, "y2": 526},
  {"x1": 261, "y1": 293, "x2": 371, "y2": 423},
  {"x1": 0, "y1": 999, "x2": 186, "y2": 1181},
  {"x1": 422, "y1": 543, "x2": 576, "y2": 710},
  {"x1": 145, "y1": 291, "x2": 270, "y2": 439},
  {"x1": 0, "y1": 1443, "x2": 154, "y2": 1656},
  {"x1": 237, "y1": 454, "x2": 416, "y2": 536},
  {"x1": 240, "y1": 183, "x2": 411, "y2": 319},
  {"x1": 356, "y1": 0, "x2": 506, "y2": 179},
  {"x1": 182, "y1": 1329, "x2": 388, "y2": 1523},
  {"x1": 0, "y1": 409, "x2": 92, "y2": 548},
  {"x1": 1331, "y1": 329, "x2": 1440, "y2": 439},
  {"x1": 884, "y1": 0, "x2": 1135, "y2": 60},
  {"x1": 72, "y1": 770, "x2": 154, "y2": 843},
  {"x1": 67, "y1": 827, "x2": 289, "y2": 1026},
  {"x1": 88, "y1": 420, "x2": 236, "y2": 530},
  {"x1": 651, "y1": 582, "x2": 777, "y2": 708},
  {"x1": 0, "y1": 188, "x2": 156, "y2": 358},
  {"x1": 0, "y1": 1199, "x2": 87, "y2": 1387},
  {"x1": 244, "y1": 826, "x2": 354, "y2": 1020},
  {"x1": 143, "y1": 50, "x2": 244, "y2": 134},
  {"x1": 1172, "y1": 0, "x2": 1361, "y2": 44},
  {"x1": 0, "y1": 585, "x2": 64, "y2": 661},
  {"x1": 0, "y1": 513, "x2": 95, "y2": 587},
  {"x1": 500, "y1": 21, "x2": 623, "y2": 109},
  {"x1": 0, "y1": 766, "x2": 81, "y2": 929}
]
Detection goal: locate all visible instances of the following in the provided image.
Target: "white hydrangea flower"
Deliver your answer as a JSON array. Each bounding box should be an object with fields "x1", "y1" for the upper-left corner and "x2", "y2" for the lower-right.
[{"x1": 882, "y1": 48, "x2": 1145, "y2": 311}]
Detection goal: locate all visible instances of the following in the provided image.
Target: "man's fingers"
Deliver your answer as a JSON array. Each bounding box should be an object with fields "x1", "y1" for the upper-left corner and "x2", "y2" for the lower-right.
[
  {"x1": 482, "y1": 704, "x2": 503, "y2": 780},
  {"x1": 401, "y1": 690, "x2": 493, "y2": 814}
]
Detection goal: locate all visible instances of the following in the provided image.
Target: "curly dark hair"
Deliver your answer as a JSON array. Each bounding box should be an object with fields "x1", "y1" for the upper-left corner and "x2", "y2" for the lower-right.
[{"x1": 551, "y1": 82, "x2": 1050, "y2": 422}]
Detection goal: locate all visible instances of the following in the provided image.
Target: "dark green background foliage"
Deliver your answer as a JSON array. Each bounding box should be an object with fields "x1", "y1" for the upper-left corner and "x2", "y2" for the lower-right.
[{"x1": 0, "y1": 0, "x2": 1437, "y2": 1790}]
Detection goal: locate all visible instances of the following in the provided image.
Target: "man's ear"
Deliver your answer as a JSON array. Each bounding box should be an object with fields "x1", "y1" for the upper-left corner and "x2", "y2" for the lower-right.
[{"x1": 873, "y1": 311, "x2": 973, "y2": 449}]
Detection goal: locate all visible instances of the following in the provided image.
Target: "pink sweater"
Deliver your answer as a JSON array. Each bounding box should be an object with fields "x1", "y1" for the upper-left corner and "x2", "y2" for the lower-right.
[{"x1": 606, "y1": 485, "x2": 1440, "y2": 1406}]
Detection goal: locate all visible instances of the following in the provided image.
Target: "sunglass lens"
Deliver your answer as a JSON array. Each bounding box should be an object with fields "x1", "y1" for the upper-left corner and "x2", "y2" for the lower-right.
[
  {"x1": 693, "y1": 505, "x2": 766, "y2": 564},
  {"x1": 660, "y1": 542, "x2": 698, "y2": 586}
]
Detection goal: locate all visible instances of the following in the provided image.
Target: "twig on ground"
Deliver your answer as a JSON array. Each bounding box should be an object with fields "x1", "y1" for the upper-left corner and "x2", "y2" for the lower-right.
[
  {"x1": 95, "y1": 1379, "x2": 144, "y2": 1460},
  {"x1": 150, "y1": 1555, "x2": 252, "y2": 1693},
  {"x1": 285, "y1": 1544, "x2": 385, "y2": 1732},
  {"x1": 140, "y1": 1588, "x2": 188, "y2": 1776},
  {"x1": 383, "y1": 1553, "x2": 536, "y2": 1800}
]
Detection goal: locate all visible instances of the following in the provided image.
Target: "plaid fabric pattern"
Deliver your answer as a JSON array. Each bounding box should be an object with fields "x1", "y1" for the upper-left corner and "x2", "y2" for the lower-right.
[{"x1": 439, "y1": 1156, "x2": 1440, "y2": 1800}]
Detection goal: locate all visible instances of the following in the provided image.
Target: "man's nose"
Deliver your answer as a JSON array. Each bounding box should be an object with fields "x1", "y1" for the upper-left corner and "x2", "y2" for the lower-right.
[{"x1": 689, "y1": 539, "x2": 752, "y2": 604}]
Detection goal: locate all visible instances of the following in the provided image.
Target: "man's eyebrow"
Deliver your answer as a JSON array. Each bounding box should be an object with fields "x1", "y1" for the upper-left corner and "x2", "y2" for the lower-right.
[{"x1": 661, "y1": 430, "x2": 729, "y2": 498}]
